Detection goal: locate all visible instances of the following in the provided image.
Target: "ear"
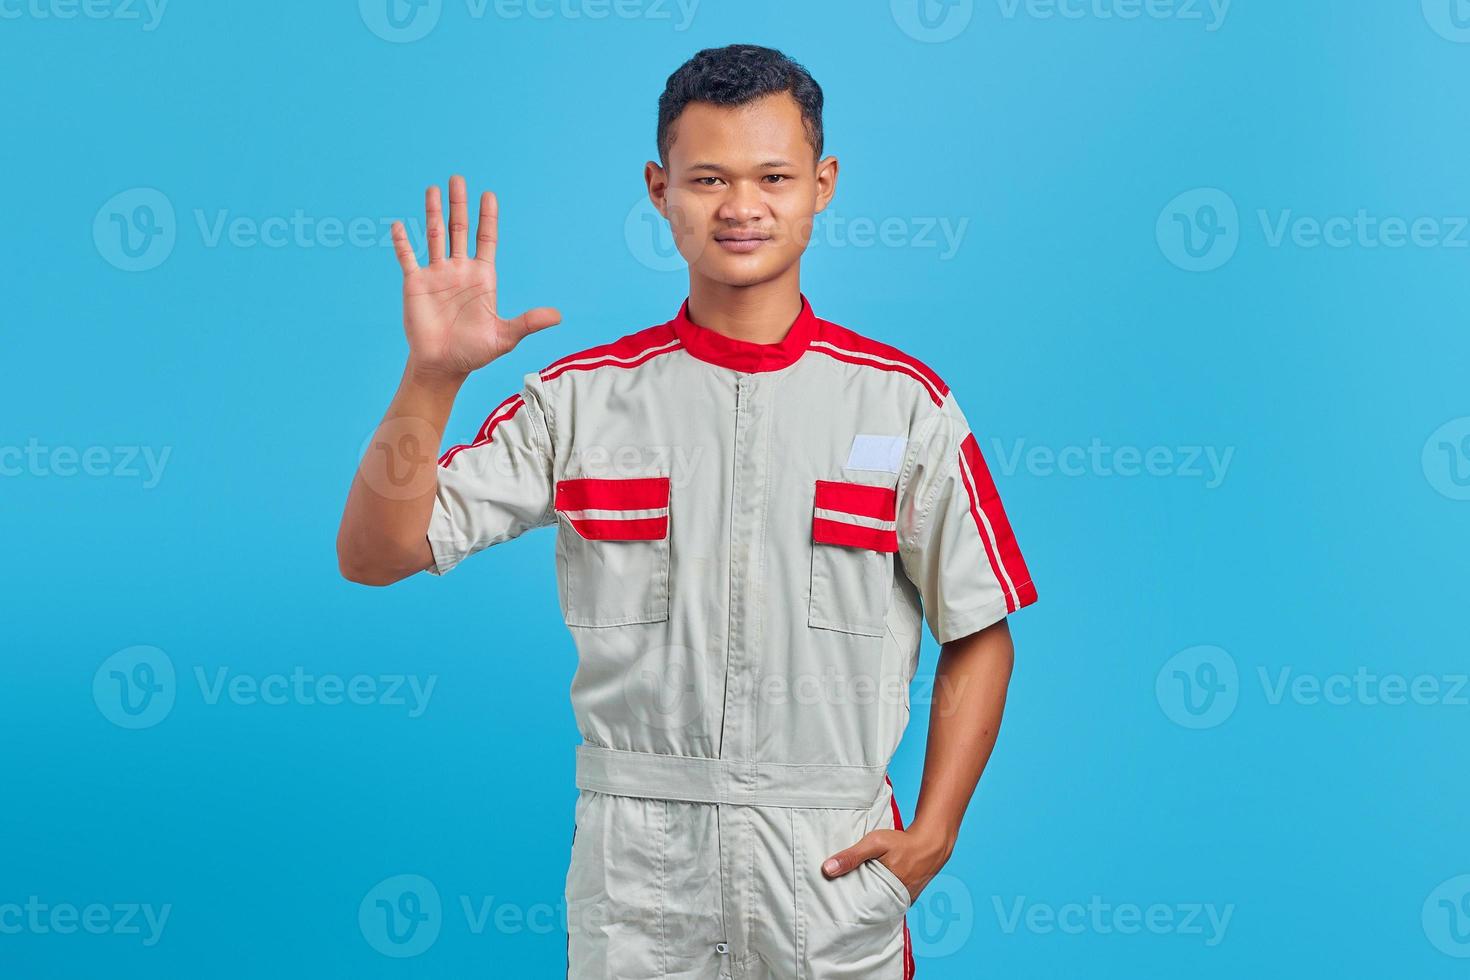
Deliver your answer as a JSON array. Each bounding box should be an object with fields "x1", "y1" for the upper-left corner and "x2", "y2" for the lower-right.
[
  {"x1": 645, "y1": 161, "x2": 669, "y2": 217},
  {"x1": 813, "y1": 154, "x2": 839, "y2": 215}
]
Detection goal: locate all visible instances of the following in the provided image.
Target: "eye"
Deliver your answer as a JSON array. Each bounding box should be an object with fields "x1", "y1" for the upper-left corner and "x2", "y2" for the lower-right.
[
  {"x1": 764, "y1": 174, "x2": 791, "y2": 184},
  {"x1": 695, "y1": 176, "x2": 724, "y2": 187}
]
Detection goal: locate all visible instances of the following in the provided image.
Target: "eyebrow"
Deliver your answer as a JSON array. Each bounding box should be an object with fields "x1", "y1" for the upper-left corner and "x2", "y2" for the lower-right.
[{"x1": 687, "y1": 160, "x2": 795, "y2": 173}]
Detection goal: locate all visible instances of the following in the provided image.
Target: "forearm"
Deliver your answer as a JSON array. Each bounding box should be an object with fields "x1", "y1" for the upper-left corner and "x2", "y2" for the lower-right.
[
  {"x1": 907, "y1": 617, "x2": 1016, "y2": 855},
  {"x1": 336, "y1": 360, "x2": 466, "y2": 584}
]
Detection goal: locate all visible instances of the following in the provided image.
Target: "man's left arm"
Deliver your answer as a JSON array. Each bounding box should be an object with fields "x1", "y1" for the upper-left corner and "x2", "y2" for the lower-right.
[
  {"x1": 821, "y1": 620, "x2": 1014, "y2": 898},
  {"x1": 821, "y1": 396, "x2": 1036, "y2": 899}
]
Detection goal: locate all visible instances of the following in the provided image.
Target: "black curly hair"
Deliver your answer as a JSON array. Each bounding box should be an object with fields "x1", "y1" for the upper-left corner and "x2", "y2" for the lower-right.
[{"x1": 656, "y1": 44, "x2": 824, "y2": 167}]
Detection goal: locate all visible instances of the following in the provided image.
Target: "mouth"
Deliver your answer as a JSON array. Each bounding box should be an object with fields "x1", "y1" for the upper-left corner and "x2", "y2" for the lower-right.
[{"x1": 713, "y1": 232, "x2": 772, "y2": 254}]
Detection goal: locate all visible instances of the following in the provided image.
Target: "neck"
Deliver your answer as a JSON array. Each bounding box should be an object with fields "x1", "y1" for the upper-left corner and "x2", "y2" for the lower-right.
[{"x1": 686, "y1": 269, "x2": 803, "y2": 344}]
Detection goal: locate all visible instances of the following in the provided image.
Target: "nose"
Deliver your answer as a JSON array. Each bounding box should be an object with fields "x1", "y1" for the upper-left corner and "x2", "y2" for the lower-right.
[{"x1": 716, "y1": 179, "x2": 767, "y2": 224}]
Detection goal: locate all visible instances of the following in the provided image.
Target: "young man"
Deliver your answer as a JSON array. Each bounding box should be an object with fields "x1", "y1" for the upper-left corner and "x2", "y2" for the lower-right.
[{"x1": 338, "y1": 44, "x2": 1036, "y2": 980}]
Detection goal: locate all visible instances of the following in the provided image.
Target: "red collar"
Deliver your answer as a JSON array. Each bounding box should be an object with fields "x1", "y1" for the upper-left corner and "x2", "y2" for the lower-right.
[{"x1": 671, "y1": 293, "x2": 820, "y2": 373}]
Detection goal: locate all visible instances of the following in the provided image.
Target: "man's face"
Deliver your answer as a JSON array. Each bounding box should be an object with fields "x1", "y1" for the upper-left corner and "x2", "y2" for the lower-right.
[{"x1": 647, "y1": 92, "x2": 838, "y2": 289}]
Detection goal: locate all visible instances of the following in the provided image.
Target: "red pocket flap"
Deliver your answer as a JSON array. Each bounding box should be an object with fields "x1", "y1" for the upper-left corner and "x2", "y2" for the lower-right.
[
  {"x1": 555, "y1": 476, "x2": 670, "y2": 540},
  {"x1": 812, "y1": 479, "x2": 898, "y2": 552}
]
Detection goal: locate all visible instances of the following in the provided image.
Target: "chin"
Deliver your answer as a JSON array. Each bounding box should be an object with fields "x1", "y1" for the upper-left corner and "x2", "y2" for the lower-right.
[{"x1": 695, "y1": 256, "x2": 791, "y2": 289}]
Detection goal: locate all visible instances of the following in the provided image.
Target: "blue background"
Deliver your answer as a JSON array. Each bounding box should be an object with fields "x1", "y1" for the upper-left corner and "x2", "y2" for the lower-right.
[{"x1": 4, "y1": 0, "x2": 1469, "y2": 976}]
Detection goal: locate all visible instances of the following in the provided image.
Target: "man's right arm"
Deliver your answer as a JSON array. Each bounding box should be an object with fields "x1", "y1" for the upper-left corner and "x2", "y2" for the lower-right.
[
  {"x1": 335, "y1": 175, "x2": 560, "y2": 586},
  {"x1": 336, "y1": 365, "x2": 465, "y2": 585}
]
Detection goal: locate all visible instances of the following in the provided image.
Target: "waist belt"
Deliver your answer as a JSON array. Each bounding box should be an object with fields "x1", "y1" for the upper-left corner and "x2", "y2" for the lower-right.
[{"x1": 575, "y1": 744, "x2": 887, "y2": 809}]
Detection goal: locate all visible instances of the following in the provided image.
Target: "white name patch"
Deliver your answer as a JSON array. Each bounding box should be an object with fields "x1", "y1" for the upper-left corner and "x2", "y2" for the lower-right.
[{"x1": 844, "y1": 434, "x2": 908, "y2": 474}]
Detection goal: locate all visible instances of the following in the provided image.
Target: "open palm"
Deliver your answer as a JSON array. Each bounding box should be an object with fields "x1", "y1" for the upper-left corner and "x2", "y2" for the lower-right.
[{"x1": 391, "y1": 175, "x2": 560, "y2": 379}]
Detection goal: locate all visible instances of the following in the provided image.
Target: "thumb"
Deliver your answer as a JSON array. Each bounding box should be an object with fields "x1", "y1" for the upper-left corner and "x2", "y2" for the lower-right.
[
  {"x1": 822, "y1": 832, "x2": 886, "y2": 879},
  {"x1": 503, "y1": 306, "x2": 562, "y2": 343}
]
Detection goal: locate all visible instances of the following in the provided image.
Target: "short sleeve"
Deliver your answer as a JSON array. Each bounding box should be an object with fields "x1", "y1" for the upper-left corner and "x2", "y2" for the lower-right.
[
  {"x1": 425, "y1": 371, "x2": 556, "y2": 576},
  {"x1": 897, "y1": 395, "x2": 1038, "y2": 644}
]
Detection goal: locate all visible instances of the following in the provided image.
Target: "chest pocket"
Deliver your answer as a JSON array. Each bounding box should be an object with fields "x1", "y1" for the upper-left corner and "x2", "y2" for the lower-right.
[
  {"x1": 553, "y1": 475, "x2": 671, "y2": 628},
  {"x1": 808, "y1": 479, "x2": 898, "y2": 637}
]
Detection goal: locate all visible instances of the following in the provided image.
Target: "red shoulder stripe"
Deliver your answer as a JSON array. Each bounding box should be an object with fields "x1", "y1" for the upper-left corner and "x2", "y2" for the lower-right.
[
  {"x1": 810, "y1": 320, "x2": 949, "y2": 407},
  {"x1": 539, "y1": 324, "x2": 681, "y2": 383}
]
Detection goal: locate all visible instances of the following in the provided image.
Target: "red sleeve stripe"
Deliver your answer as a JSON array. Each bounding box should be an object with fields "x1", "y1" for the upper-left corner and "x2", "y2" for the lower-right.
[
  {"x1": 437, "y1": 392, "x2": 525, "y2": 468},
  {"x1": 956, "y1": 432, "x2": 1035, "y2": 612},
  {"x1": 809, "y1": 340, "x2": 947, "y2": 407},
  {"x1": 884, "y1": 775, "x2": 916, "y2": 980}
]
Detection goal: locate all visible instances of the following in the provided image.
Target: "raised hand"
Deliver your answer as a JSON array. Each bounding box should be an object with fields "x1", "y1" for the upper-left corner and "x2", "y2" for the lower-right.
[{"x1": 391, "y1": 175, "x2": 561, "y2": 381}]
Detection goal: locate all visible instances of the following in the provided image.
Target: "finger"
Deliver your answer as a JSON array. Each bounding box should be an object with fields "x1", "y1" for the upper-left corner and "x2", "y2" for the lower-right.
[
  {"x1": 448, "y1": 175, "x2": 469, "y2": 259},
  {"x1": 503, "y1": 306, "x2": 562, "y2": 343},
  {"x1": 390, "y1": 221, "x2": 419, "y2": 275},
  {"x1": 474, "y1": 190, "x2": 498, "y2": 265},
  {"x1": 822, "y1": 833, "x2": 887, "y2": 878},
  {"x1": 425, "y1": 184, "x2": 445, "y2": 264}
]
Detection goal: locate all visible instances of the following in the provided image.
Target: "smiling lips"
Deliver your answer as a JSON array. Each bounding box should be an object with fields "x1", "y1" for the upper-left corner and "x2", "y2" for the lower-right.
[{"x1": 714, "y1": 231, "x2": 772, "y2": 253}]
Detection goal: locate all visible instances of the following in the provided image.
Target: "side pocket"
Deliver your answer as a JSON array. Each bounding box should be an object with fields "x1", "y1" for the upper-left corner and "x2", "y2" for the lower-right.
[
  {"x1": 554, "y1": 475, "x2": 671, "y2": 628},
  {"x1": 807, "y1": 479, "x2": 897, "y2": 637},
  {"x1": 866, "y1": 857, "x2": 913, "y2": 913}
]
